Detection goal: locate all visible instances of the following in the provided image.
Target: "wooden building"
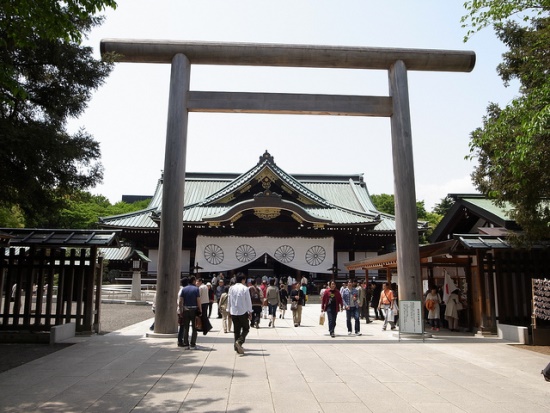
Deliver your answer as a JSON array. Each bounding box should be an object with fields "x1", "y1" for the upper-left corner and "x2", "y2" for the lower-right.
[
  {"x1": 1, "y1": 229, "x2": 120, "y2": 339},
  {"x1": 99, "y1": 151, "x2": 425, "y2": 285},
  {"x1": 346, "y1": 194, "x2": 550, "y2": 344}
]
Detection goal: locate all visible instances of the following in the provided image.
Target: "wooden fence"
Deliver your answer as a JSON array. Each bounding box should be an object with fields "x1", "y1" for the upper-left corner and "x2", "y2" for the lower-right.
[{"x1": 0, "y1": 247, "x2": 101, "y2": 334}]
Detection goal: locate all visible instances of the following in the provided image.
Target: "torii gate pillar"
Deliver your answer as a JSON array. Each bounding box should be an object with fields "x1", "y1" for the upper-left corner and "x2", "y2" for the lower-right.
[
  {"x1": 155, "y1": 53, "x2": 190, "y2": 333},
  {"x1": 389, "y1": 60, "x2": 422, "y2": 301}
]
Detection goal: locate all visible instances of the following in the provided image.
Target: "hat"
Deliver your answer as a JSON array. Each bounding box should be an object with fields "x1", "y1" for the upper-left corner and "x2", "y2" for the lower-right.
[{"x1": 206, "y1": 282, "x2": 211, "y2": 286}]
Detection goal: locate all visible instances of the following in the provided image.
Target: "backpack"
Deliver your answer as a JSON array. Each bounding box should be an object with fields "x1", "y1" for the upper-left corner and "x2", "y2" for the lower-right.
[
  {"x1": 425, "y1": 299, "x2": 436, "y2": 311},
  {"x1": 542, "y1": 362, "x2": 550, "y2": 382}
]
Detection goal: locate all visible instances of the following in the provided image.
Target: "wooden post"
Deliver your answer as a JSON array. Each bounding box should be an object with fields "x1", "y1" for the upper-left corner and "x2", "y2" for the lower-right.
[
  {"x1": 388, "y1": 60, "x2": 422, "y2": 302},
  {"x1": 93, "y1": 254, "x2": 103, "y2": 333},
  {"x1": 155, "y1": 53, "x2": 191, "y2": 334}
]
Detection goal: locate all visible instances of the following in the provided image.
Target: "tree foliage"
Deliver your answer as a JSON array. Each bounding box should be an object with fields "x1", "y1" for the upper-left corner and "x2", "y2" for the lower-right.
[
  {"x1": 433, "y1": 196, "x2": 456, "y2": 216},
  {"x1": 371, "y1": 193, "x2": 429, "y2": 219},
  {"x1": 371, "y1": 193, "x2": 443, "y2": 241},
  {"x1": 53, "y1": 191, "x2": 150, "y2": 229},
  {"x1": 464, "y1": 1, "x2": 550, "y2": 242},
  {"x1": 0, "y1": 1, "x2": 117, "y2": 227},
  {"x1": 461, "y1": 0, "x2": 549, "y2": 40}
]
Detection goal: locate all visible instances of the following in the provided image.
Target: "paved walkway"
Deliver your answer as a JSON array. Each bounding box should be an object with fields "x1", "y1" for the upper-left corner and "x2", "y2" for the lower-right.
[{"x1": 0, "y1": 304, "x2": 549, "y2": 412}]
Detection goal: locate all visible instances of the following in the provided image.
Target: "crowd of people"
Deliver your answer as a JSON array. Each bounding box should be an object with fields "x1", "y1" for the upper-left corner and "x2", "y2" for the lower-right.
[{"x1": 166, "y1": 273, "x2": 466, "y2": 355}]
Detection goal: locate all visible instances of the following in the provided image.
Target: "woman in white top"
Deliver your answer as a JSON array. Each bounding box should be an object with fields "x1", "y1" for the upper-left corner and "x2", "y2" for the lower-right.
[
  {"x1": 425, "y1": 287, "x2": 441, "y2": 331},
  {"x1": 445, "y1": 289, "x2": 463, "y2": 331}
]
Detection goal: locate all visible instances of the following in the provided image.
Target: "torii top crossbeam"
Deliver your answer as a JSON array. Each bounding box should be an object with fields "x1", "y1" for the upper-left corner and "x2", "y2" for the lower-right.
[{"x1": 101, "y1": 39, "x2": 475, "y2": 72}]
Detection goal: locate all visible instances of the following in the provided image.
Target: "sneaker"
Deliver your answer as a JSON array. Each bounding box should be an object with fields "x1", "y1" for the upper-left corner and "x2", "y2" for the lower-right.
[
  {"x1": 190, "y1": 345, "x2": 196, "y2": 349},
  {"x1": 177, "y1": 342, "x2": 184, "y2": 347},
  {"x1": 235, "y1": 341, "x2": 244, "y2": 355},
  {"x1": 348, "y1": 331, "x2": 352, "y2": 335},
  {"x1": 330, "y1": 333, "x2": 335, "y2": 338},
  {"x1": 391, "y1": 326, "x2": 396, "y2": 330},
  {"x1": 356, "y1": 332, "x2": 362, "y2": 336},
  {"x1": 269, "y1": 321, "x2": 272, "y2": 327}
]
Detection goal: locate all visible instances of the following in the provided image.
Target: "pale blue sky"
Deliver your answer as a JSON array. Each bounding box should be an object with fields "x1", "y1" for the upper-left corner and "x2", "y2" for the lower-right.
[{"x1": 69, "y1": 0, "x2": 519, "y2": 210}]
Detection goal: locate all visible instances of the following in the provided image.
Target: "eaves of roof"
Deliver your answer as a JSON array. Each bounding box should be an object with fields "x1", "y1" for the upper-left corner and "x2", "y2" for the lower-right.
[
  {"x1": 0, "y1": 228, "x2": 121, "y2": 248},
  {"x1": 345, "y1": 239, "x2": 457, "y2": 270},
  {"x1": 430, "y1": 196, "x2": 518, "y2": 242},
  {"x1": 99, "y1": 208, "x2": 159, "y2": 229}
]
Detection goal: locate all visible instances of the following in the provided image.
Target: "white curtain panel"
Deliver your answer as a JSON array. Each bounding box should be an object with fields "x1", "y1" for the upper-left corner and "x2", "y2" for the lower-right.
[{"x1": 196, "y1": 235, "x2": 334, "y2": 273}]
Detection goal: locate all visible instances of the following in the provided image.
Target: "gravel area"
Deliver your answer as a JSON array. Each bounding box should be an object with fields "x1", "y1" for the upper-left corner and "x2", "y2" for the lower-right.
[{"x1": 99, "y1": 302, "x2": 154, "y2": 334}]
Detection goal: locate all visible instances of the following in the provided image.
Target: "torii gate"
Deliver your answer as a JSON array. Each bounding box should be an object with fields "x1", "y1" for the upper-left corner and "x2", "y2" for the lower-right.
[{"x1": 100, "y1": 40, "x2": 475, "y2": 334}]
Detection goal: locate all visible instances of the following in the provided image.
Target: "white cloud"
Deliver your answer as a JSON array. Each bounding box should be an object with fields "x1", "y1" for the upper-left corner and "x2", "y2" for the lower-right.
[{"x1": 417, "y1": 176, "x2": 478, "y2": 211}]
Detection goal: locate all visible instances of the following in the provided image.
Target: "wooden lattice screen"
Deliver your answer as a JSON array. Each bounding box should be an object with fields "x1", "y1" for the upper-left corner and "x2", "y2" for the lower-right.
[{"x1": 0, "y1": 247, "x2": 99, "y2": 333}]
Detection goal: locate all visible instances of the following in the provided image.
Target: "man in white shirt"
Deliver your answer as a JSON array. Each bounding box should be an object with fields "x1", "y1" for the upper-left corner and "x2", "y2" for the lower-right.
[
  {"x1": 227, "y1": 273, "x2": 253, "y2": 355},
  {"x1": 197, "y1": 277, "x2": 209, "y2": 317},
  {"x1": 287, "y1": 275, "x2": 295, "y2": 294}
]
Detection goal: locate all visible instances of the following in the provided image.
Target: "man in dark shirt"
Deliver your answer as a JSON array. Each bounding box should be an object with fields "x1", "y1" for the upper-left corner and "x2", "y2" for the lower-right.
[
  {"x1": 178, "y1": 276, "x2": 201, "y2": 349},
  {"x1": 321, "y1": 281, "x2": 343, "y2": 338}
]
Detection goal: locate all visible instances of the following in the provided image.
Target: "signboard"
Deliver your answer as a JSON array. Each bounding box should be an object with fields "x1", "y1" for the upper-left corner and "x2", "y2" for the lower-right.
[{"x1": 398, "y1": 300, "x2": 424, "y2": 335}]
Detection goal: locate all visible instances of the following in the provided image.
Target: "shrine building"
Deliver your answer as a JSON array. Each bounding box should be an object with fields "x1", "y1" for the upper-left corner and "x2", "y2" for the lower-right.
[{"x1": 99, "y1": 151, "x2": 423, "y2": 285}]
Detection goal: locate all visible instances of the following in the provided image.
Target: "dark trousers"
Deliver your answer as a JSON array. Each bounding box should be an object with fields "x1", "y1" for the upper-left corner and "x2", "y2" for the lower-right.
[
  {"x1": 327, "y1": 307, "x2": 338, "y2": 334},
  {"x1": 208, "y1": 302, "x2": 213, "y2": 318},
  {"x1": 251, "y1": 306, "x2": 262, "y2": 327},
  {"x1": 232, "y1": 313, "x2": 250, "y2": 350},
  {"x1": 346, "y1": 306, "x2": 360, "y2": 333},
  {"x1": 178, "y1": 307, "x2": 197, "y2": 346},
  {"x1": 372, "y1": 305, "x2": 382, "y2": 319}
]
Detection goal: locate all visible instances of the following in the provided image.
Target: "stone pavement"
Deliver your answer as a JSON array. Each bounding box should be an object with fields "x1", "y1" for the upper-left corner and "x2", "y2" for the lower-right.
[{"x1": 0, "y1": 303, "x2": 549, "y2": 413}]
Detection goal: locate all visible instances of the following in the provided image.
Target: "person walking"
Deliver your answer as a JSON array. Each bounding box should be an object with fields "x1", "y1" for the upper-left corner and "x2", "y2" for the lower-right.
[
  {"x1": 219, "y1": 286, "x2": 232, "y2": 333},
  {"x1": 445, "y1": 288, "x2": 463, "y2": 332},
  {"x1": 227, "y1": 273, "x2": 253, "y2": 355},
  {"x1": 371, "y1": 283, "x2": 382, "y2": 320},
  {"x1": 342, "y1": 280, "x2": 361, "y2": 336},
  {"x1": 278, "y1": 283, "x2": 288, "y2": 319},
  {"x1": 248, "y1": 279, "x2": 263, "y2": 328},
  {"x1": 260, "y1": 280, "x2": 269, "y2": 319},
  {"x1": 266, "y1": 278, "x2": 280, "y2": 328},
  {"x1": 178, "y1": 276, "x2": 201, "y2": 349},
  {"x1": 425, "y1": 286, "x2": 441, "y2": 331},
  {"x1": 289, "y1": 282, "x2": 305, "y2": 327},
  {"x1": 196, "y1": 277, "x2": 213, "y2": 334},
  {"x1": 215, "y1": 279, "x2": 225, "y2": 318},
  {"x1": 378, "y1": 282, "x2": 397, "y2": 331},
  {"x1": 321, "y1": 281, "x2": 343, "y2": 338},
  {"x1": 207, "y1": 282, "x2": 215, "y2": 318}
]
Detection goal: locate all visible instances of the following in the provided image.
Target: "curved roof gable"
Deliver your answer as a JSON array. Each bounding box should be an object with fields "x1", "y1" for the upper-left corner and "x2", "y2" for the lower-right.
[{"x1": 198, "y1": 151, "x2": 331, "y2": 208}]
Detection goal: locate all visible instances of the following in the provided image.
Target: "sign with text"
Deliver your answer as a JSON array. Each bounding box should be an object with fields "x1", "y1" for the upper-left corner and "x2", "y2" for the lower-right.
[{"x1": 399, "y1": 300, "x2": 423, "y2": 334}]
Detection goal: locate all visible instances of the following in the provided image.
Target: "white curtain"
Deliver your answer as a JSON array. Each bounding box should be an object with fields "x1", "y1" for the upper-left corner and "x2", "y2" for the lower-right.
[{"x1": 196, "y1": 235, "x2": 334, "y2": 273}]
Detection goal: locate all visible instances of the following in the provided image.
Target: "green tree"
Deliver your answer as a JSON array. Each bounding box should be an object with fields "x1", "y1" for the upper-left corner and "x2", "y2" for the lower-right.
[
  {"x1": 371, "y1": 193, "x2": 396, "y2": 215},
  {"x1": 0, "y1": 1, "x2": 117, "y2": 227},
  {"x1": 0, "y1": 205, "x2": 25, "y2": 228},
  {"x1": 371, "y1": 193, "x2": 443, "y2": 242},
  {"x1": 433, "y1": 196, "x2": 455, "y2": 216},
  {"x1": 463, "y1": 1, "x2": 550, "y2": 242},
  {"x1": 52, "y1": 191, "x2": 150, "y2": 229},
  {"x1": 371, "y1": 193, "x2": 429, "y2": 219}
]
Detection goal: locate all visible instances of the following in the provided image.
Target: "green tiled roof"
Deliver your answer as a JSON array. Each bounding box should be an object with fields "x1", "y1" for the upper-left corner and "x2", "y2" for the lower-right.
[
  {"x1": 99, "y1": 152, "x2": 400, "y2": 231},
  {"x1": 460, "y1": 197, "x2": 514, "y2": 222}
]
